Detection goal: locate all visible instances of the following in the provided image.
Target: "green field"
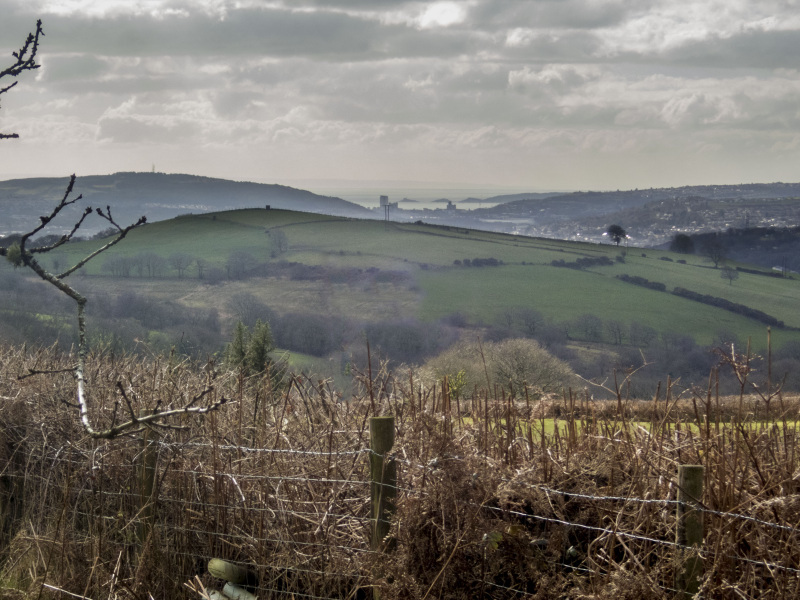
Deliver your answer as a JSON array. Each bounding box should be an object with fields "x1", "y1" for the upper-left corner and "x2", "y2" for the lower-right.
[{"x1": 44, "y1": 208, "x2": 800, "y2": 350}]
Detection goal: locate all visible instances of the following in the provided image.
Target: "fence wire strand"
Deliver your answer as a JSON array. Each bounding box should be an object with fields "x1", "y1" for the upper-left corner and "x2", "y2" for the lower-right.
[{"x1": 3, "y1": 408, "x2": 800, "y2": 598}]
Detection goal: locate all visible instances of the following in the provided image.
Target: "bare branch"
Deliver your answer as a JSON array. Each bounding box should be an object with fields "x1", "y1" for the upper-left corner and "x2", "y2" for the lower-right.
[
  {"x1": 30, "y1": 207, "x2": 93, "y2": 254},
  {"x1": 0, "y1": 19, "x2": 44, "y2": 139},
  {"x1": 19, "y1": 366, "x2": 76, "y2": 380},
  {"x1": 0, "y1": 20, "x2": 44, "y2": 80},
  {"x1": 2, "y1": 23, "x2": 222, "y2": 440},
  {"x1": 0, "y1": 81, "x2": 20, "y2": 95},
  {"x1": 6, "y1": 176, "x2": 157, "y2": 438},
  {"x1": 57, "y1": 214, "x2": 146, "y2": 278},
  {"x1": 19, "y1": 174, "x2": 82, "y2": 246},
  {"x1": 576, "y1": 349, "x2": 652, "y2": 400},
  {"x1": 79, "y1": 382, "x2": 229, "y2": 439}
]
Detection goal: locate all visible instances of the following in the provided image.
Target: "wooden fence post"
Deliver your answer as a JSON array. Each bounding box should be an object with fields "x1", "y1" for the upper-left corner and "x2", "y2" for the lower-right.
[
  {"x1": 137, "y1": 411, "x2": 160, "y2": 550},
  {"x1": 676, "y1": 464, "x2": 704, "y2": 598},
  {"x1": 370, "y1": 416, "x2": 396, "y2": 552}
]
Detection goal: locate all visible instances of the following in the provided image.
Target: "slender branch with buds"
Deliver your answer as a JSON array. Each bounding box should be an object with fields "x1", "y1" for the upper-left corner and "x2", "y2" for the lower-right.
[
  {"x1": 3, "y1": 176, "x2": 227, "y2": 438},
  {"x1": 0, "y1": 19, "x2": 43, "y2": 140},
  {"x1": 577, "y1": 350, "x2": 652, "y2": 409},
  {"x1": 715, "y1": 331, "x2": 785, "y2": 414},
  {"x1": 2, "y1": 21, "x2": 227, "y2": 438}
]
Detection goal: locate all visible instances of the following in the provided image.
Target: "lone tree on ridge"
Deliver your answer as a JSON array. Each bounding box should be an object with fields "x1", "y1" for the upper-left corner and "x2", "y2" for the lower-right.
[{"x1": 605, "y1": 224, "x2": 627, "y2": 246}]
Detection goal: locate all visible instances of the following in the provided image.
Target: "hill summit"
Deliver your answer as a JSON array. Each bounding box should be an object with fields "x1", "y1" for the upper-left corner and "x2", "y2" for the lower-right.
[{"x1": 0, "y1": 172, "x2": 372, "y2": 236}]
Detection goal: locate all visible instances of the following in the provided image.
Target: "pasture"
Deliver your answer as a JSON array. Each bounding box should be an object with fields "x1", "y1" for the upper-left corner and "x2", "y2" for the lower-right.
[{"x1": 43, "y1": 208, "x2": 800, "y2": 351}]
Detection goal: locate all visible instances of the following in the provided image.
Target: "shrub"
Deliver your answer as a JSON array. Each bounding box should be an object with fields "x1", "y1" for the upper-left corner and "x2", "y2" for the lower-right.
[
  {"x1": 423, "y1": 338, "x2": 574, "y2": 398},
  {"x1": 552, "y1": 256, "x2": 614, "y2": 269},
  {"x1": 616, "y1": 274, "x2": 667, "y2": 292}
]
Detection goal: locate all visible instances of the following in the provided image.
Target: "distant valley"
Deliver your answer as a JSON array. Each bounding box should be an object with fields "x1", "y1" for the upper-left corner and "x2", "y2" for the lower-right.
[
  {"x1": 3, "y1": 206, "x2": 800, "y2": 396},
  {"x1": 2, "y1": 174, "x2": 799, "y2": 262}
]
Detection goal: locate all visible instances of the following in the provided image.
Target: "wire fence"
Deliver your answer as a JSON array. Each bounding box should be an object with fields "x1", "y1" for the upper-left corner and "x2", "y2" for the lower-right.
[
  {"x1": 3, "y1": 426, "x2": 800, "y2": 600},
  {"x1": 2, "y1": 432, "x2": 376, "y2": 600},
  {"x1": 2, "y1": 344, "x2": 800, "y2": 600}
]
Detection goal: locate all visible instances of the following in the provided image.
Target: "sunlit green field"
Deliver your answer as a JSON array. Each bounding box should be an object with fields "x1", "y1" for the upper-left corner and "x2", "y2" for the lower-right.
[{"x1": 44, "y1": 208, "x2": 800, "y2": 350}]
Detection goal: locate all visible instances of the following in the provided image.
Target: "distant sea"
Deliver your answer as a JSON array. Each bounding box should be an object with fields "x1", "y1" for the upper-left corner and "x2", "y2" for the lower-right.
[{"x1": 283, "y1": 182, "x2": 544, "y2": 211}]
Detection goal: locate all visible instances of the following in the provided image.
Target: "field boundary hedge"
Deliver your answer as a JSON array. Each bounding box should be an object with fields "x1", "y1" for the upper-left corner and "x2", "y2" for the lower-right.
[{"x1": 672, "y1": 286, "x2": 786, "y2": 328}]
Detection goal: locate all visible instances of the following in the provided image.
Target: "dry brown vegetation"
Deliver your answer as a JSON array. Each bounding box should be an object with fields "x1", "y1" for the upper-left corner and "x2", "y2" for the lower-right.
[{"x1": 0, "y1": 343, "x2": 799, "y2": 599}]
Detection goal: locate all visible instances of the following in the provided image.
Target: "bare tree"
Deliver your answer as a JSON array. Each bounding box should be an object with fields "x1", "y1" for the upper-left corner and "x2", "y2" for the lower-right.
[
  {"x1": 605, "y1": 319, "x2": 625, "y2": 345},
  {"x1": 195, "y1": 257, "x2": 208, "y2": 279},
  {"x1": 575, "y1": 313, "x2": 603, "y2": 341},
  {"x1": 516, "y1": 307, "x2": 544, "y2": 336},
  {"x1": 226, "y1": 250, "x2": 257, "y2": 279},
  {"x1": 721, "y1": 265, "x2": 739, "y2": 286},
  {"x1": 169, "y1": 252, "x2": 194, "y2": 278},
  {"x1": 140, "y1": 251, "x2": 167, "y2": 277},
  {"x1": 268, "y1": 228, "x2": 289, "y2": 257},
  {"x1": 0, "y1": 22, "x2": 227, "y2": 438},
  {"x1": 0, "y1": 20, "x2": 43, "y2": 140},
  {"x1": 629, "y1": 321, "x2": 657, "y2": 348},
  {"x1": 702, "y1": 237, "x2": 727, "y2": 268}
]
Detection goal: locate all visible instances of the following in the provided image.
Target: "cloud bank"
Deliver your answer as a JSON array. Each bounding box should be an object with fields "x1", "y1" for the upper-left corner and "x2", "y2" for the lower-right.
[{"x1": 1, "y1": 0, "x2": 799, "y2": 189}]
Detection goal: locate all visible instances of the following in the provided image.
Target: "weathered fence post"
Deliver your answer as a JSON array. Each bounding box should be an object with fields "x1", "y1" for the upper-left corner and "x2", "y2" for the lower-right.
[
  {"x1": 676, "y1": 464, "x2": 704, "y2": 598},
  {"x1": 137, "y1": 410, "x2": 160, "y2": 550},
  {"x1": 370, "y1": 415, "x2": 396, "y2": 551}
]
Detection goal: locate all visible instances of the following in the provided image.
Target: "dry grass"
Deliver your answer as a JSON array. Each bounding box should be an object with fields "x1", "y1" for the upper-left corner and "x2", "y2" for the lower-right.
[{"x1": 0, "y1": 344, "x2": 799, "y2": 599}]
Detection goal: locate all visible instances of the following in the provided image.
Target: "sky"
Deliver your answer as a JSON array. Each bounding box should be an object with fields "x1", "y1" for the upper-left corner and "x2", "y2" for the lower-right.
[{"x1": 1, "y1": 0, "x2": 800, "y2": 193}]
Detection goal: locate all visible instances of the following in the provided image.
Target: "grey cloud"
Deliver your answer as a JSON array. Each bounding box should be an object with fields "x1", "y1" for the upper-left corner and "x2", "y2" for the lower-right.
[
  {"x1": 507, "y1": 65, "x2": 602, "y2": 95},
  {"x1": 271, "y1": 0, "x2": 414, "y2": 7},
  {"x1": 38, "y1": 59, "x2": 208, "y2": 97},
  {"x1": 8, "y1": 9, "x2": 378, "y2": 59},
  {"x1": 39, "y1": 54, "x2": 111, "y2": 83},
  {"x1": 97, "y1": 115, "x2": 200, "y2": 143},
  {"x1": 291, "y1": 61, "x2": 613, "y2": 129},
  {"x1": 210, "y1": 90, "x2": 266, "y2": 118},
  {"x1": 468, "y1": 0, "x2": 638, "y2": 31},
  {"x1": 501, "y1": 30, "x2": 607, "y2": 65},
  {"x1": 662, "y1": 29, "x2": 800, "y2": 69},
  {"x1": 9, "y1": 7, "x2": 477, "y2": 62}
]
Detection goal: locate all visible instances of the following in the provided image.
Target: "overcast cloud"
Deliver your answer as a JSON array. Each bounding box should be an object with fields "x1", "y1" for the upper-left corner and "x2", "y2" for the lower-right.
[{"x1": 1, "y1": 0, "x2": 799, "y2": 190}]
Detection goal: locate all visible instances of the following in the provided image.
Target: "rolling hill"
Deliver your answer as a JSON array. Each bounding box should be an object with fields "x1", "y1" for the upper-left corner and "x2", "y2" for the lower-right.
[
  {"x1": 0, "y1": 172, "x2": 372, "y2": 237},
  {"x1": 34, "y1": 208, "x2": 800, "y2": 351},
  {"x1": 6, "y1": 205, "x2": 800, "y2": 393}
]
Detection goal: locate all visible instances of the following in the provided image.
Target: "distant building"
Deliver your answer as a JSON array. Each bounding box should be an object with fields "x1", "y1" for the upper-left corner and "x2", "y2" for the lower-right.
[
  {"x1": 379, "y1": 195, "x2": 398, "y2": 209},
  {"x1": 446, "y1": 201, "x2": 456, "y2": 210}
]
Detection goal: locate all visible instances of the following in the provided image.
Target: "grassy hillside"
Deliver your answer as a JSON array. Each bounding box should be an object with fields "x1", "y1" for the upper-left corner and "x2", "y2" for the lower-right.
[
  {"x1": 44, "y1": 208, "x2": 800, "y2": 352},
  {"x1": 52, "y1": 209, "x2": 593, "y2": 271}
]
